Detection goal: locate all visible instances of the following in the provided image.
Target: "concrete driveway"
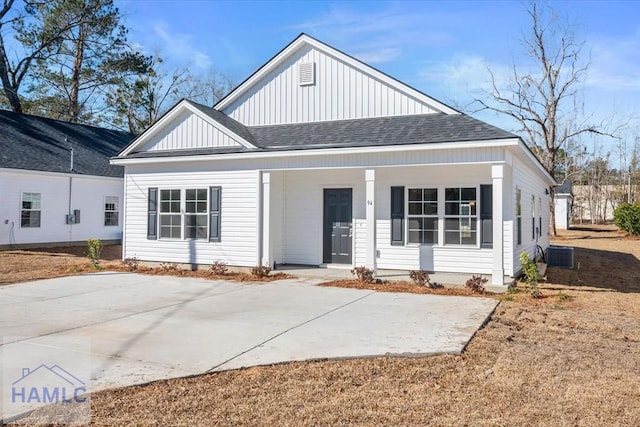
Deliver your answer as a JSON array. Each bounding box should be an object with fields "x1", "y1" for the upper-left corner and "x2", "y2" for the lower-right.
[{"x1": 1, "y1": 272, "x2": 496, "y2": 416}]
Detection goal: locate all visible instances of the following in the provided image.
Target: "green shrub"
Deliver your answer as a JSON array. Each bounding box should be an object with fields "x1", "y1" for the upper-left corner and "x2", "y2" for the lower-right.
[
  {"x1": 351, "y1": 266, "x2": 375, "y2": 283},
  {"x1": 519, "y1": 251, "x2": 540, "y2": 298},
  {"x1": 613, "y1": 202, "x2": 640, "y2": 235},
  {"x1": 87, "y1": 239, "x2": 103, "y2": 269}
]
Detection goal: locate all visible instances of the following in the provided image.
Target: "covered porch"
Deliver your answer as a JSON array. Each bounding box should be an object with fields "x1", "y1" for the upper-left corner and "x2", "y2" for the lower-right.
[{"x1": 258, "y1": 161, "x2": 513, "y2": 286}]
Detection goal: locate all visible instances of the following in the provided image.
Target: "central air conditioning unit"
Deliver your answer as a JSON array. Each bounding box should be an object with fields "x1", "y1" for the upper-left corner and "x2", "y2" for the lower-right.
[{"x1": 546, "y1": 245, "x2": 574, "y2": 269}]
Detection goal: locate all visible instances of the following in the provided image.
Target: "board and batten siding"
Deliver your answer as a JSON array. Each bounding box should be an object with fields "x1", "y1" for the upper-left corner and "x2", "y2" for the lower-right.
[
  {"x1": 123, "y1": 168, "x2": 258, "y2": 266},
  {"x1": 223, "y1": 45, "x2": 439, "y2": 126},
  {"x1": 139, "y1": 110, "x2": 243, "y2": 152},
  {"x1": 0, "y1": 169, "x2": 123, "y2": 246}
]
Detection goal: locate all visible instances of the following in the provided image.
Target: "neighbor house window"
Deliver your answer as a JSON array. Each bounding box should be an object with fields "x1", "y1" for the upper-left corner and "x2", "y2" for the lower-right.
[
  {"x1": 159, "y1": 189, "x2": 181, "y2": 238},
  {"x1": 407, "y1": 188, "x2": 438, "y2": 244},
  {"x1": 184, "y1": 189, "x2": 208, "y2": 239},
  {"x1": 104, "y1": 196, "x2": 119, "y2": 226},
  {"x1": 444, "y1": 187, "x2": 477, "y2": 245},
  {"x1": 21, "y1": 192, "x2": 41, "y2": 228},
  {"x1": 516, "y1": 188, "x2": 522, "y2": 245}
]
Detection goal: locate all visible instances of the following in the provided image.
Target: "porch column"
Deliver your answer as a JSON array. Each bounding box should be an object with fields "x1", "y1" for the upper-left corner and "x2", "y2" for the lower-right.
[
  {"x1": 261, "y1": 171, "x2": 271, "y2": 267},
  {"x1": 491, "y1": 164, "x2": 505, "y2": 285},
  {"x1": 365, "y1": 169, "x2": 377, "y2": 273}
]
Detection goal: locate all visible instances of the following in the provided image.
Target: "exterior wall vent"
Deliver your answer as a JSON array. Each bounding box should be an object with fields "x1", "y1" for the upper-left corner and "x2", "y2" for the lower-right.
[
  {"x1": 546, "y1": 245, "x2": 574, "y2": 269},
  {"x1": 299, "y1": 62, "x2": 315, "y2": 86}
]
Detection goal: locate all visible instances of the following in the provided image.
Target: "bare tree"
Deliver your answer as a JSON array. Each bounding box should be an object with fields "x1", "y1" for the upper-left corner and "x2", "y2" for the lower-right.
[{"x1": 474, "y1": 1, "x2": 613, "y2": 236}]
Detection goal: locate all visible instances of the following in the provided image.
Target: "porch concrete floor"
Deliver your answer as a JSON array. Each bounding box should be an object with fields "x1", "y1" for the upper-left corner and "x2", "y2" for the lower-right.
[{"x1": 276, "y1": 265, "x2": 514, "y2": 292}]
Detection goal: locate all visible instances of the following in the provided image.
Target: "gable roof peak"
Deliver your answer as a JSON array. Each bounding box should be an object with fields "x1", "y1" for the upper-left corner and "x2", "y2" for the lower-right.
[{"x1": 214, "y1": 34, "x2": 459, "y2": 116}]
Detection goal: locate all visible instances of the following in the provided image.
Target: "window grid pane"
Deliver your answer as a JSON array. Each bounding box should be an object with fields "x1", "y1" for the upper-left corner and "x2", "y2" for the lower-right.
[
  {"x1": 185, "y1": 188, "x2": 208, "y2": 239},
  {"x1": 21, "y1": 192, "x2": 41, "y2": 228},
  {"x1": 444, "y1": 187, "x2": 477, "y2": 246},
  {"x1": 407, "y1": 188, "x2": 438, "y2": 244}
]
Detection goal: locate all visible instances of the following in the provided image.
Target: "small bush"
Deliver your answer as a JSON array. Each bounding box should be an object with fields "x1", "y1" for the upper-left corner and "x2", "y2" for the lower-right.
[
  {"x1": 250, "y1": 265, "x2": 271, "y2": 278},
  {"x1": 409, "y1": 270, "x2": 430, "y2": 287},
  {"x1": 122, "y1": 257, "x2": 140, "y2": 271},
  {"x1": 465, "y1": 275, "x2": 487, "y2": 294},
  {"x1": 613, "y1": 202, "x2": 640, "y2": 235},
  {"x1": 519, "y1": 251, "x2": 540, "y2": 298},
  {"x1": 87, "y1": 239, "x2": 103, "y2": 269},
  {"x1": 209, "y1": 260, "x2": 228, "y2": 275},
  {"x1": 159, "y1": 262, "x2": 179, "y2": 271},
  {"x1": 557, "y1": 291, "x2": 572, "y2": 302},
  {"x1": 351, "y1": 266, "x2": 375, "y2": 283}
]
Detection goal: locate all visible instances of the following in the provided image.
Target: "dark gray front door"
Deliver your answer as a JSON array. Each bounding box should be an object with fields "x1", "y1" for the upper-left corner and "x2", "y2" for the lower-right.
[{"x1": 323, "y1": 188, "x2": 353, "y2": 264}]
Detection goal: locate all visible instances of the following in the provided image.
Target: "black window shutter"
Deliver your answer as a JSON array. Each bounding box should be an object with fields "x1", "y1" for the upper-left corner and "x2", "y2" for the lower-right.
[
  {"x1": 532, "y1": 217, "x2": 536, "y2": 240},
  {"x1": 147, "y1": 187, "x2": 158, "y2": 240},
  {"x1": 390, "y1": 186, "x2": 404, "y2": 246},
  {"x1": 209, "y1": 186, "x2": 221, "y2": 242},
  {"x1": 480, "y1": 185, "x2": 493, "y2": 248}
]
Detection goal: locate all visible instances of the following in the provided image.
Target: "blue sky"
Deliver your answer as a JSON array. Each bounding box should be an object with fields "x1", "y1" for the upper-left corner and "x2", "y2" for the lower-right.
[{"x1": 118, "y1": 0, "x2": 640, "y2": 156}]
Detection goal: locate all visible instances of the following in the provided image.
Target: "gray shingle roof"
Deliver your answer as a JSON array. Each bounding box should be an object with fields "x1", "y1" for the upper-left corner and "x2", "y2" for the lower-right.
[
  {"x1": 556, "y1": 179, "x2": 572, "y2": 195},
  {"x1": 186, "y1": 100, "x2": 257, "y2": 145},
  {"x1": 249, "y1": 113, "x2": 515, "y2": 149},
  {"x1": 0, "y1": 110, "x2": 133, "y2": 177},
  {"x1": 125, "y1": 106, "x2": 516, "y2": 159}
]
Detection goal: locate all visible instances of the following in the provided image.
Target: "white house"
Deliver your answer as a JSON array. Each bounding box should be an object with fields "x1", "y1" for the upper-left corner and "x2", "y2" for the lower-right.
[
  {"x1": 111, "y1": 34, "x2": 554, "y2": 285},
  {"x1": 0, "y1": 111, "x2": 134, "y2": 248}
]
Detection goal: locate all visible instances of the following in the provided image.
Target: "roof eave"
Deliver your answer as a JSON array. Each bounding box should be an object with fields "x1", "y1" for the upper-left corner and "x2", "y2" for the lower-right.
[{"x1": 110, "y1": 137, "x2": 519, "y2": 166}]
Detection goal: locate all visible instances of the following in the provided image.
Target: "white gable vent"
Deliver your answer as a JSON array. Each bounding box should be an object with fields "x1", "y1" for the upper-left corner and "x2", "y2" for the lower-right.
[{"x1": 299, "y1": 62, "x2": 315, "y2": 86}]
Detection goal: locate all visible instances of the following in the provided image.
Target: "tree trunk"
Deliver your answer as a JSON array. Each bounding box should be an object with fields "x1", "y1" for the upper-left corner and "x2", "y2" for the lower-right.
[
  {"x1": 549, "y1": 186, "x2": 557, "y2": 236},
  {"x1": 0, "y1": 37, "x2": 22, "y2": 113},
  {"x1": 69, "y1": 24, "x2": 85, "y2": 123}
]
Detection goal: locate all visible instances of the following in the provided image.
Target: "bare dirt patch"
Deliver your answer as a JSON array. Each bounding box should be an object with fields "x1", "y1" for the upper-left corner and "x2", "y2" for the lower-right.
[
  {"x1": 0, "y1": 246, "x2": 294, "y2": 285},
  {"x1": 0, "y1": 245, "x2": 121, "y2": 285},
  {"x1": 319, "y1": 278, "x2": 493, "y2": 297},
  {"x1": 13, "y1": 227, "x2": 640, "y2": 425}
]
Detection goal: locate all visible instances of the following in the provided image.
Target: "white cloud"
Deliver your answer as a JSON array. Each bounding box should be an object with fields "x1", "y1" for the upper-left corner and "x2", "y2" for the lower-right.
[
  {"x1": 587, "y1": 32, "x2": 640, "y2": 91},
  {"x1": 291, "y1": 5, "x2": 452, "y2": 64},
  {"x1": 153, "y1": 23, "x2": 212, "y2": 70}
]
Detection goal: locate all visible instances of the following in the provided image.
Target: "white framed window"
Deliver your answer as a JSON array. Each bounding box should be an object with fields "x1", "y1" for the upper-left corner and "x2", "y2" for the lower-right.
[
  {"x1": 21, "y1": 192, "x2": 41, "y2": 228},
  {"x1": 104, "y1": 196, "x2": 119, "y2": 226},
  {"x1": 159, "y1": 189, "x2": 181, "y2": 239},
  {"x1": 444, "y1": 187, "x2": 477, "y2": 245},
  {"x1": 407, "y1": 188, "x2": 438, "y2": 244},
  {"x1": 184, "y1": 189, "x2": 208, "y2": 239},
  {"x1": 158, "y1": 189, "x2": 208, "y2": 240}
]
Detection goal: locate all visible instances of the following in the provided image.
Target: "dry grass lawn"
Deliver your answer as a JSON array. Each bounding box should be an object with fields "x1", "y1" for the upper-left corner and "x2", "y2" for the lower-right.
[
  {"x1": 10, "y1": 226, "x2": 640, "y2": 426},
  {"x1": 0, "y1": 245, "x2": 292, "y2": 285}
]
